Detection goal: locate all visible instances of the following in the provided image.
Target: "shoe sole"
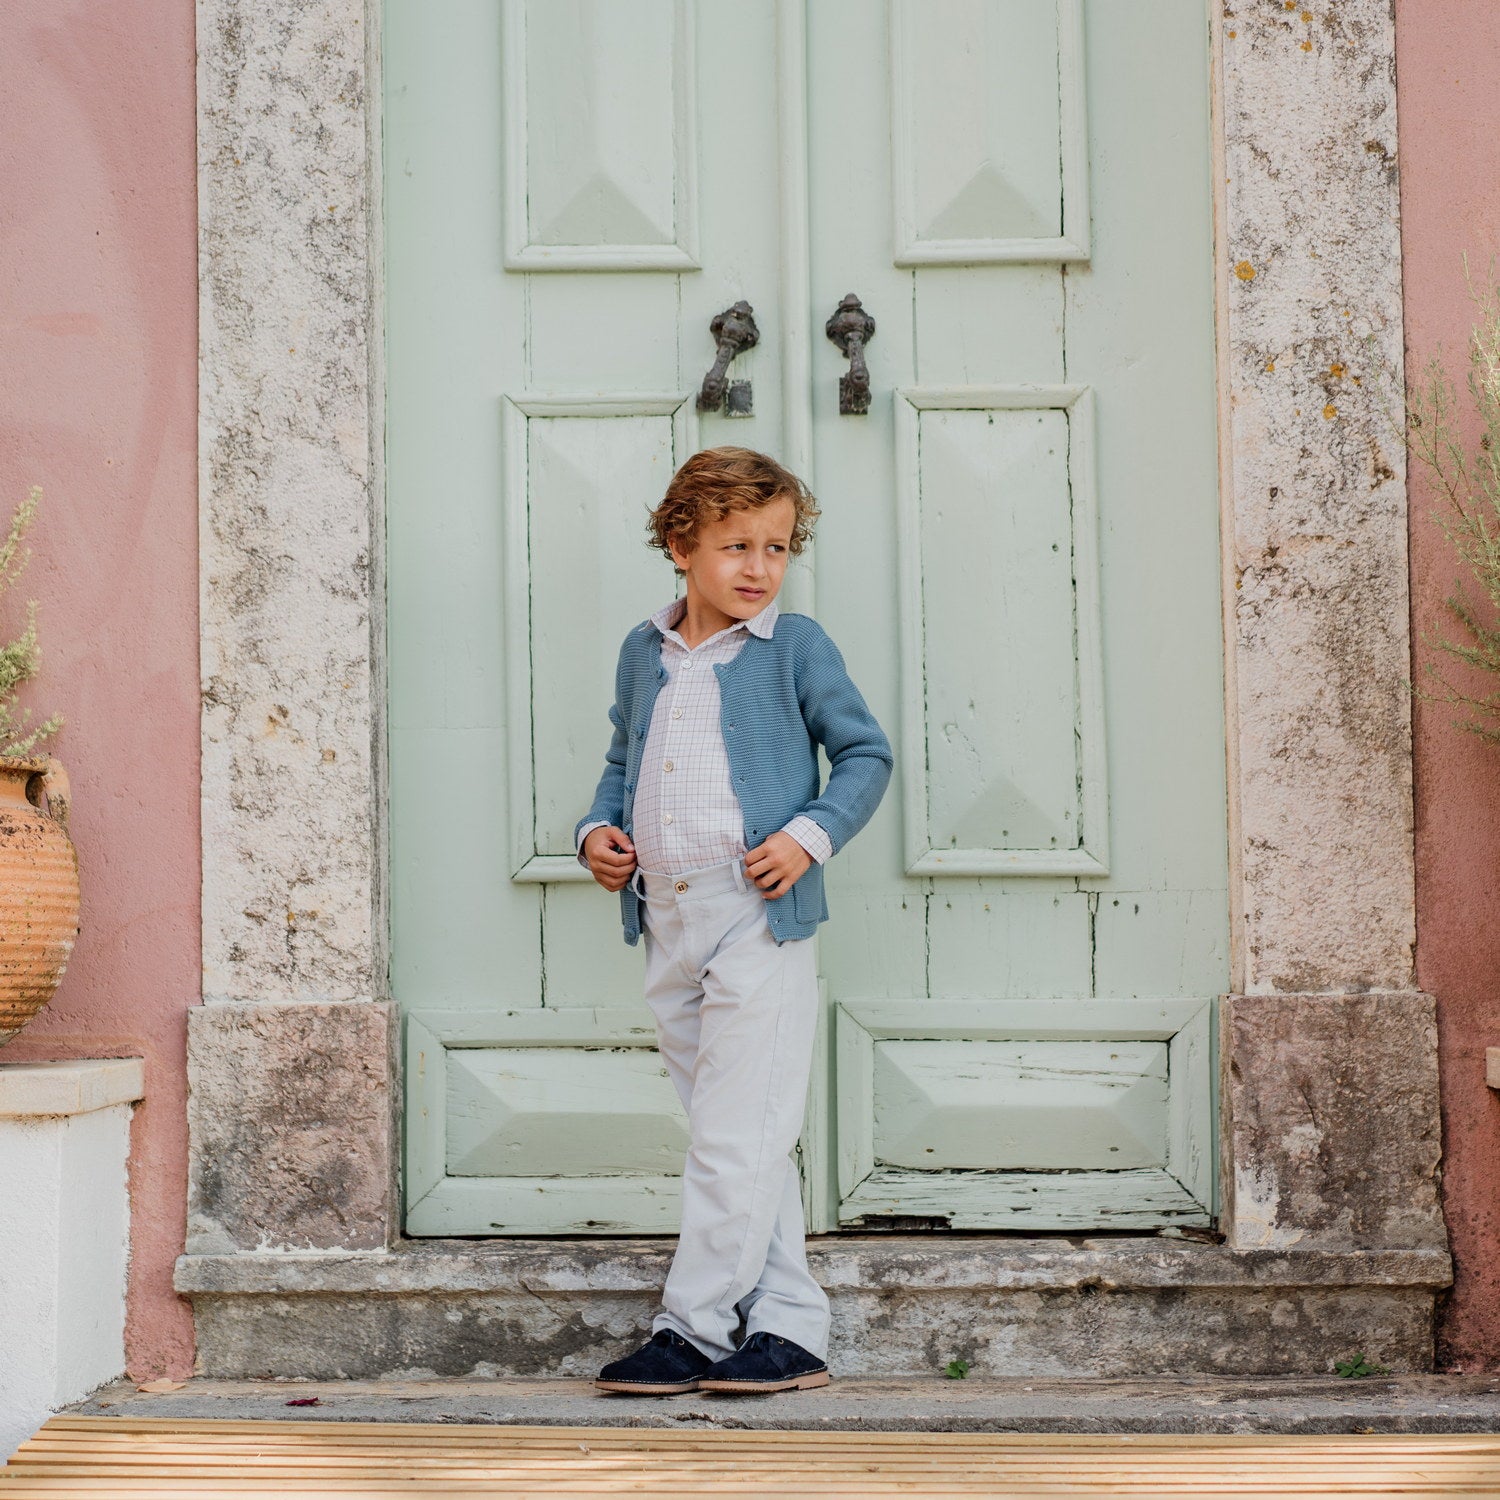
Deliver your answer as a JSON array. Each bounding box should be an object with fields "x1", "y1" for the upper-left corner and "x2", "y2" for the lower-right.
[
  {"x1": 698, "y1": 1370, "x2": 830, "y2": 1394},
  {"x1": 594, "y1": 1378, "x2": 702, "y2": 1395}
]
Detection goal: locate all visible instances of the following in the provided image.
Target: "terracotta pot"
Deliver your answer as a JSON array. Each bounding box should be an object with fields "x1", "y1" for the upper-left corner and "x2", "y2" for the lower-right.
[{"x1": 0, "y1": 757, "x2": 79, "y2": 1045}]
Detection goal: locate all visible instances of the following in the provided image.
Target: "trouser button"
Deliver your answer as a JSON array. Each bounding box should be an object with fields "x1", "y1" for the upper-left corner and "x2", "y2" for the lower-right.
[{"x1": 674, "y1": 880, "x2": 688, "y2": 893}]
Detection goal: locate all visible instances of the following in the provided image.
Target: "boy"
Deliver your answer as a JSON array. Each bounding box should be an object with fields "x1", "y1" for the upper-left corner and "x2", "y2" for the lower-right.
[{"x1": 576, "y1": 445, "x2": 892, "y2": 1395}]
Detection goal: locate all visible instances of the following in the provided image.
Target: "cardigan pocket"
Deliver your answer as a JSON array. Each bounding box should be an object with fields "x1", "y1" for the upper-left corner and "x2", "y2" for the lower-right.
[{"x1": 792, "y1": 865, "x2": 828, "y2": 925}]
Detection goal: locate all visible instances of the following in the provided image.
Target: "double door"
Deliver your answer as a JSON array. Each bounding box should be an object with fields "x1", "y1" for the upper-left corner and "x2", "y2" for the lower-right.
[{"x1": 386, "y1": 0, "x2": 1229, "y2": 1235}]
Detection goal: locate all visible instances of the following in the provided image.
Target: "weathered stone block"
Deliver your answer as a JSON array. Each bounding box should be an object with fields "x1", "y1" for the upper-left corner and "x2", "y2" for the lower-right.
[
  {"x1": 177, "y1": 1237, "x2": 1450, "y2": 1380},
  {"x1": 187, "y1": 1001, "x2": 398, "y2": 1253},
  {"x1": 1220, "y1": 992, "x2": 1446, "y2": 1253},
  {"x1": 185, "y1": 1284, "x2": 1441, "y2": 1381}
]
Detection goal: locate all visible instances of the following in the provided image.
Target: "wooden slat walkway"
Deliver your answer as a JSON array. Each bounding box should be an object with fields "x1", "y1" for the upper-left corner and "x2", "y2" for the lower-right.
[{"x1": 3, "y1": 1417, "x2": 1500, "y2": 1497}]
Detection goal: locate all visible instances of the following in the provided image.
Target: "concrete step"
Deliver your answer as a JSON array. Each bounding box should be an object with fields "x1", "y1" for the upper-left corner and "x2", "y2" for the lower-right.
[
  {"x1": 73, "y1": 1374, "x2": 1500, "y2": 1435},
  {"x1": 175, "y1": 1235, "x2": 1452, "y2": 1381}
]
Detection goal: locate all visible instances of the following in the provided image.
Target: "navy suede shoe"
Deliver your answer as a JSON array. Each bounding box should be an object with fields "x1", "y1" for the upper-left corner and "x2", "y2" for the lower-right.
[
  {"x1": 595, "y1": 1329, "x2": 713, "y2": 1395},
  {"x1": 697, "y1": 1330, "x2": 830, "y2": 1393}
]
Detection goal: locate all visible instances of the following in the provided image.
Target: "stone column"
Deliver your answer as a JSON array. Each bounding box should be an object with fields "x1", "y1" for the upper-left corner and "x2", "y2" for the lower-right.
[
  {"x1": 1214, "y1": 1, "x2": 1445, "y2": 1257},
  {"x1": 190, "y1": 0, "x2": 397, "y2": 1253}
]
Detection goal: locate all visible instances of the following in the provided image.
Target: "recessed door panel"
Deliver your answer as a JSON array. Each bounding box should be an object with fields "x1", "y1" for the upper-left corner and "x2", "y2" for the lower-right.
[{"x1": 505, "y1": 0, "x2": 698, "y2": 267}]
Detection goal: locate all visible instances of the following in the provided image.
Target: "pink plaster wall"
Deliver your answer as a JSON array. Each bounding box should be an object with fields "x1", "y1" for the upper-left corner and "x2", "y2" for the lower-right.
[
  {"x1": 0, "y1": 1, "x2": 199, "y2": 1379},
  {"x1": 1396, "y1": 0, "x2": 1500, "y2": 1370}
]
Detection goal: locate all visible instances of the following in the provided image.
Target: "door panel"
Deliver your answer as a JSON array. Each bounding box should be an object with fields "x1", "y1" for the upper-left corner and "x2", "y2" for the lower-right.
[
  {"x1": 503, "y1": 0, "x2": 699, "y2": 269},
  {"x1": 388, "y1": 0, "x2": 792, "y2": 1233},
  {"x1": 387, "y1": 0, "x2": 1228, "y2": 1236},
  {"x1": 405, "y1": 1009, "x2": 685, "y2": 1234},
  {"x1": 897, "y1": 387, "x2": 1107, "y2": 876},
  {"x1": 835, "y1": 1000, "x2": 1212, "y2": 1230},
  {"x1": 806, "y1": 0, "x2": 1226, "y2": 1229},
  {"x1": 890, "y1": 0, "x2": 1089, "y2": 263},
  {"x1": 507, "y1": 396, "x2": 693, "y2": 883}
]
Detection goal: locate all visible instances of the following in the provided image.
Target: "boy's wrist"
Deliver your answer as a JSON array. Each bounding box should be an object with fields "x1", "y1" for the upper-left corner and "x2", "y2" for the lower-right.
[
  {"x1": 781, "y1": 815, "x2": 833, "y2": 865},
  {"x1": 576, "y1": 819, "x2": 610, "y2": 868}
]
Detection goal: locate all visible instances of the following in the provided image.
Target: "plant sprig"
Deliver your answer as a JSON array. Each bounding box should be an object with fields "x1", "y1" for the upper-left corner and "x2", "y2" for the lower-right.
[
  {"x1": 1406, "y1": 255, "x2": 1500, "y2": 742},
  {"x1": 0, "y1": 487, "x2": 62, "y2": 758}
]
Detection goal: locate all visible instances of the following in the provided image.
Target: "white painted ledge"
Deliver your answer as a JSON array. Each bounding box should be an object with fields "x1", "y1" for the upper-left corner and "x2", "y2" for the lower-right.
[
  {"x1": 0, "y1": 1059, "x2": 142, "y2": 1461},
  {"x1": 0, "y1": 1058, "x2": 145, "y2": 1118},
  {"x1": 1487, "y1": 1048, "x2": 1500, "y2": 1090}
]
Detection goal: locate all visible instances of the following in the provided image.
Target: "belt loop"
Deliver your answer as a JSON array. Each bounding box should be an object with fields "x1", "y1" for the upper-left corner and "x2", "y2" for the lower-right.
[
  {"x1": 732, "y1": 859, "x2": 748, "y2": 894},
  {"x1": 630, "y1": 867, "x2": 645, "y2": 898}
]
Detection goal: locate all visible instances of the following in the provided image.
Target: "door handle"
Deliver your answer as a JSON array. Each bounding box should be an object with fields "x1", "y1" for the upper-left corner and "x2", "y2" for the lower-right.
[
  {"x1": 825, "y1": 293, "x2": 876, "y2": 415},
  {"x1": 697, "y1": 300, "x2": 759, "y2": 415}
]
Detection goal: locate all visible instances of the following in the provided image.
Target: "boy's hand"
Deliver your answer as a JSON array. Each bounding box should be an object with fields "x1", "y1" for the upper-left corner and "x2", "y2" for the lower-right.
[
  {"x1": 583, "y1": 826, "x2": 637, "y2": 892},
  {"x1": 744, "y1": 831, "x2": 812, "y2": 900}
]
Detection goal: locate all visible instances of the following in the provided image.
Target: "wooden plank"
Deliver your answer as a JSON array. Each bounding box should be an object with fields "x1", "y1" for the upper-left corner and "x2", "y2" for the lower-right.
[
  {"x1": 42, "y1": 1417, "x2": 1500, "y2": 1447},
  {"x1": 16, "y1": 1450, "x2": 1500, "y2": 1472},
  {"x1": 28, "y1": 1431, "x2": 1500, "y2": 1453},
  {"x1": 6, "y1": 1485, "x2": 1497, "y2": 1497},
  {"x1": 839, "y1": 1165, "x2": 1211, "y2": 1229},
  {"x1": 840, "y1": 996, "x2": 1206, "y2": 1042},
  {"x1": 26, "y1": 1422, "x2": 1500, "y2": 1453},
  {"x1": 403, "y1": 1172, "x2": 683, "y2": 1236},
  {"x1": 30, "y1": 1439, "x2": 1498, "y2": 1458},
  {"x1": 5, "y1": 1418, "x2": 1500, "y2": 1499},
  {"x1": 14, "y1": 1456, "x2": 1499, "y2": 1474},
  {"x1": 924, "y1": 885, "x2": 1093, "y2": 999}
]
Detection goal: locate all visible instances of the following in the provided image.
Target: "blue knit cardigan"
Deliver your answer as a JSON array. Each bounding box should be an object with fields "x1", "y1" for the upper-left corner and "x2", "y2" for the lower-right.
[{"x1": 576, "y1": 611, "x2": 893, "y2": 945}]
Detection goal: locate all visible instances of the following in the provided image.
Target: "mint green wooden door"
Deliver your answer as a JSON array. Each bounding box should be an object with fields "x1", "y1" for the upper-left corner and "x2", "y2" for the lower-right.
[{"x1": 385, "y1": 0, "x2": 1228, "y2": 1237}]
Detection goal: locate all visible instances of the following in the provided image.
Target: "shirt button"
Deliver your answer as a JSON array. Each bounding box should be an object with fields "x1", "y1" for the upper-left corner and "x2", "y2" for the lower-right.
[
  {"x1": 662, "y1": 813, "x2": 673, "y2": 825},
  {"x1": 683, "y1": 660, "x2": 694, "y2": 670},
  {"x1": 672, "y1": 708, "x2": 683, "y2": 719},
  {"x1": 663, "y1": 761, "x2": 674, "y2": 772}
]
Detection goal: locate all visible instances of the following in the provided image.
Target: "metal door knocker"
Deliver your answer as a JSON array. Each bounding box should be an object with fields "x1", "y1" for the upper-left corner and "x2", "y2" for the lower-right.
[
  {"x1": 697, "y1": 300, "x2": 759, "y2": 416},
  {"x1": 825, "y1": 292, "x2": 875, "y2": 414}
]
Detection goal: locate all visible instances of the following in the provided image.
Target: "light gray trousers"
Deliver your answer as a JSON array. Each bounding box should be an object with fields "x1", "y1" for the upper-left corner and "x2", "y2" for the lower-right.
[{"x1": 634, "y1": 857, "x2": 829, "y2": 1361}]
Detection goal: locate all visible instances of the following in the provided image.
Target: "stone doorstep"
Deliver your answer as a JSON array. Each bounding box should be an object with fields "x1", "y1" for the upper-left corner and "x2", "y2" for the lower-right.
[
  {"x1": 176, "y1": 1236, "x2": 1454, "y2": 1382},
  {"x1": 70, "y1": 1375, "x2": 1500, "y2": 1435},
  {"x1": 176, "y1": 1235, "x2": 1452, "y2": 1297}
]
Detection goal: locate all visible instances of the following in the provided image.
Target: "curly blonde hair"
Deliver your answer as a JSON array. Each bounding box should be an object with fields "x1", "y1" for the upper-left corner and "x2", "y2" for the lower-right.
[{"x1": 647, "y1": 446, "x2": 820, "y2": 567}]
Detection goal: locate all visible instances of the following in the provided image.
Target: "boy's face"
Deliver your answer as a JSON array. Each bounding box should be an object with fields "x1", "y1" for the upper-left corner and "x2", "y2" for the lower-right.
[{"x1": 669, "y1": 496, "x2": 796, "y2": 630}]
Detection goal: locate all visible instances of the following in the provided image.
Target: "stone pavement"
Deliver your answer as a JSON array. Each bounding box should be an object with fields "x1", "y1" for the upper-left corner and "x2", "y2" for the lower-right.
[{"x1": 68, "y1": 1375, "x2": 1500, "y2": 1435}]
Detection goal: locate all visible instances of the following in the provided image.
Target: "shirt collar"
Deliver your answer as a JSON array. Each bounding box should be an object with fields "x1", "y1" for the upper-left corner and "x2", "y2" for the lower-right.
[{"x1": 649, "y1": 596, "x2": 779, "y2": 641}]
